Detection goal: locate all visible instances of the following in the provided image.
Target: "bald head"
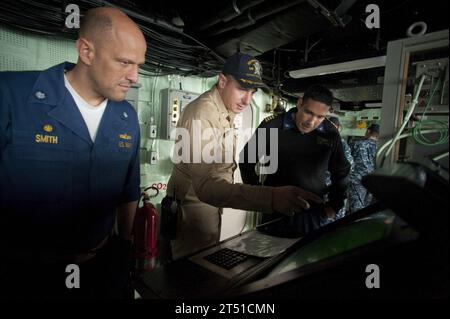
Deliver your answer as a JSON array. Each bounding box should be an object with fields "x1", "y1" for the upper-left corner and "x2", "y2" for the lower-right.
[
  {"x1": 70, "y1": 7, "x2": 147, "y2": 104},
  {"x1": 79, "y1": 7, "x2": 145, "y2": 47}
]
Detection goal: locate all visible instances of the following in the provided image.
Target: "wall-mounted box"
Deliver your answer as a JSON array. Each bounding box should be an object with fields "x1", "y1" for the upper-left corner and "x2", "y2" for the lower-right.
[{"x1": 160, "y1": 88, "x2": 200, "y2": 140}]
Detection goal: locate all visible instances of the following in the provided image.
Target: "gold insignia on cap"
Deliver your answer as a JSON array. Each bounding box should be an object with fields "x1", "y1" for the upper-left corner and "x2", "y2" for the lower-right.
[
  {"x1": 240, "y1": 78, "x2": 263, "y2": 85},
  {"x1": 43, "y1": 124, "x2": 53, "y2": 133},
  {"x1": 247, "y1": 59, "x2": 262, "y2": 77}
]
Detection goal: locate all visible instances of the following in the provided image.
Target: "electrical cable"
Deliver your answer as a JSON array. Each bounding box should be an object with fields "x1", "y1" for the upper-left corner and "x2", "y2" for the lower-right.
[
  {"x1": 0, "y1": 0, "x2": 224, "y2": 77},
  {"x1": 380, "y1": 74, "x2": 426, "y2": 167},
  {"x1": 433, "y1": 151, "x2": 449, "y2": 162},
  {"x1": 411, "y1": 75, "x2": 449, "y2": 146},
  {"x1": 377, "y1": 129, "x2": 445, "y2": 162},
  {"x1": 412, "y1": 119, "x2": 449, "y2": 146},
  {"x1": 377, "y1": 72, "x2": 449, "y2": 165}
]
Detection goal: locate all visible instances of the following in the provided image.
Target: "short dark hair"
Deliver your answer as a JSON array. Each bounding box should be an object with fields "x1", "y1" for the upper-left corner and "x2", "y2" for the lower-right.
[
  {"x1": 367, "y1": 123, "x2": 380, "y2": 138},
  {"x1": 302, "y1": 85, "x2": 333, "y2": 107},
  {"x1": 368, "y1": 123, "x2": 380, "y2": 134}
]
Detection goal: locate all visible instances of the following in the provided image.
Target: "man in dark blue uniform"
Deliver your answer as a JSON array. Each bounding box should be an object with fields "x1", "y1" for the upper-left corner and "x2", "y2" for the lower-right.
[
  {"x1": 239, "y1": 85, "x2": 350, "y2": 237},
  {"x1": 347, "y1": 123, "x2": 380, "y2": 213},
  {"x1": 0, "y1": 7, "x2": 146, "y2": 298}
]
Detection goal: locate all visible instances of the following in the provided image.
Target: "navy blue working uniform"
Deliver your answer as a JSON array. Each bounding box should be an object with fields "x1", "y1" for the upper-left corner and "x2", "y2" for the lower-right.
[
  {"x1": 0, "y1": 62, "x2": 140, "y2": 254},
  {"x1": 239, "y1": 108, "x2": 350, "y2": 236}
]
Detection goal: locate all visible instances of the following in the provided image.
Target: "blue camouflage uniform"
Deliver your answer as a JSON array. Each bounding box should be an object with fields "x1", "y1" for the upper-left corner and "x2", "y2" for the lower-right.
[
  {"x1": 319, "y1": 120, "x2": 354, "y2": 220},
  {"x1": 347, "y1": 138, "x2": 377, "y2": 213},
  {"x1": 325, "y1": 136, "x2": 353, "y2": 219},
  {"x1": 0, "y1": 62, "x2": 141, "y2": 255}
]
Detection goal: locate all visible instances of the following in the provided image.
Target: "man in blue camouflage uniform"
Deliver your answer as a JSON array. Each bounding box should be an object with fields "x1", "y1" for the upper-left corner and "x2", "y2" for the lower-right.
[
  {"x1": 322, "y1": 116, "x2": 354, "y2": 220},
  {"x1": 347, "y1": 123, "x2": 379, "y2": 213}
]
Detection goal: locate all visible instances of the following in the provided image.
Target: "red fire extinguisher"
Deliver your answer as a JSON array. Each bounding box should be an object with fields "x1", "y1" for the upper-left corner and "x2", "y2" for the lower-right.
[{"x1": 133, "y1": 186, "x2": 159, "y2": 272}]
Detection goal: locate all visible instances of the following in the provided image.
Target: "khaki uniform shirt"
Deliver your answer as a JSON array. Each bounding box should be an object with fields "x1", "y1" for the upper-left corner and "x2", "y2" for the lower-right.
[{"x1": 167, "y1": 86, "x2": 273, "y2": 212}]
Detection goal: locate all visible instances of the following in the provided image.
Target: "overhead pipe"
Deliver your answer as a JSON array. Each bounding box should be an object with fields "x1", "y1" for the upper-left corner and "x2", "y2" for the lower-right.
[
  {"x1": 307, "y1": 0, "x2": 357, "y2": 27},
  {"x1": 196, "y1": 0, "x2": 266, "y2": 31},
  {"x1": 206, "y1": 0, "x2": 305, "y2": 38}
]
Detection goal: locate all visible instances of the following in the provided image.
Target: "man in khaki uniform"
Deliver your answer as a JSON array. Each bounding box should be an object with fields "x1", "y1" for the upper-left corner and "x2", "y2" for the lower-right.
[{"x1": 166, "y1": 52, "x2": 321, "y2": 259}]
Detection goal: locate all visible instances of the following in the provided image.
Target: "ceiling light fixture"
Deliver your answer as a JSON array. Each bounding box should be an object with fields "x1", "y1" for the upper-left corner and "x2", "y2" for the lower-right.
[{"x1": 288, "y1": 56, "x2": 386, "y2": 79}]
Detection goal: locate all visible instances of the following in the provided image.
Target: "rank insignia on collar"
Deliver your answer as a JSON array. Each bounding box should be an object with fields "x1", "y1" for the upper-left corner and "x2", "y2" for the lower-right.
[
  {"x1": 35, "y1": 91, "x2": 46, "y2": 100},
  {"x1": 43, "y1": 124, "x2": 53, "y2": 133}
]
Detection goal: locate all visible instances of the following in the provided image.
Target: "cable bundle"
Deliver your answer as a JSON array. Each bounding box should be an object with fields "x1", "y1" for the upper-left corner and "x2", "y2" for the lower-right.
[
  {"x1": 0, "y1": 0, "x2": 224, "y2": 77},
  {"x1": 412, "y1": 76, "x2": 449, "y2": 146}
]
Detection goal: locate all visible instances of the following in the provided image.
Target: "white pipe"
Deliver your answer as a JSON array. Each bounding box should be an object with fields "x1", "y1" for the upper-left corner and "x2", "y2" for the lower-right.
[
  {"x1": 381, "y1": 74, "x2": 427, "y2": 166},
  {"x1": 377, "y1": 129, "x2": 442, "y2": 161},
  {"x1": 433, "y1": 151, "x2": 449, "y2": 161},
  {"x1": 289, "y1": 56, "x2": 386, "y2": 79}
]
